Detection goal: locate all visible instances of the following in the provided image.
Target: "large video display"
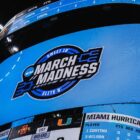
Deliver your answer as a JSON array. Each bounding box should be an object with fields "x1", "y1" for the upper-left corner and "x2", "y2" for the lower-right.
[
  {"x1": 1, "y1": 104, "x2": 140, "y2": 139},
  {"x1": 0, "y1": 0, "x2": 140, "y2": 139},
  {"x1": 4, "y1": 0, "x2": 140, "y2": 35},
  {"x1": 0, "y1": 24, "x2": 140, "y2": 126}
]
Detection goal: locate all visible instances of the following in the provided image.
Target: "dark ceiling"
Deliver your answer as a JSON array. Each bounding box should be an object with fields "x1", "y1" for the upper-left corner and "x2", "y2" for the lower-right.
[{"x1": 0, "y1": 0, "x2": 40, "y2": 25}]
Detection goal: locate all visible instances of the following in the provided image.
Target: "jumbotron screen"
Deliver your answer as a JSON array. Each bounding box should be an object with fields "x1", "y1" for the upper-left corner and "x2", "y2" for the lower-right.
[{"x1": 0, "y1": 0, "x2": 140, "y2": 140}]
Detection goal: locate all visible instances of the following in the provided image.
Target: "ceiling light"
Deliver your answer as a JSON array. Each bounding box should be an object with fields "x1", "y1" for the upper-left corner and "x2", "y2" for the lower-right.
[
  {"x1": 0, "y1": 24, "x2": 3, "y2": 32},
  {"x1": 6, "y1": 37, "x2": 12, "y2": 43},
  {"x1": 9, "y1": 46, "x2": 19, "y2": 54}
]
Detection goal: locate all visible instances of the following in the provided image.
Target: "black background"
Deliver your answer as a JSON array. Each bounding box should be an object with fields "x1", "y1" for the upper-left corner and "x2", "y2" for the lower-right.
[{"x1": 0, "y1": 0, "x2": 47, "y2": 25}]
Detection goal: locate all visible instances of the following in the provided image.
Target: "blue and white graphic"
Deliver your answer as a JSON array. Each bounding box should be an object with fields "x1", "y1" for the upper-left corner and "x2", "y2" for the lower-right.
[
  {"x1": 81, "y1": 104, "x2": 140, "y2": 140},
  {"x1": 24, "y1": 67, "x2": 35, "y2": 78},
  {"x1": 13, "y1": 46, "x2": 102, "y2": 99}
]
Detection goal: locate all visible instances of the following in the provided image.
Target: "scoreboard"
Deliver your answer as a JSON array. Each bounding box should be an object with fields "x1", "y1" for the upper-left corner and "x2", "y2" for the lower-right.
[
  {"x1": 0, "y1": 0, "x2": 140, "y2": 140},
  {"x1": 3, "y1": 0, "x2": 140, "y2": 35}
]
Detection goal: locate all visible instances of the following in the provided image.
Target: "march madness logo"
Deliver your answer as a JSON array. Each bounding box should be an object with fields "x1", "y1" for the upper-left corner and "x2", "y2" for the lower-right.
[{"x1": 13, "y1": 45, "x2": 102, "y2": 99}]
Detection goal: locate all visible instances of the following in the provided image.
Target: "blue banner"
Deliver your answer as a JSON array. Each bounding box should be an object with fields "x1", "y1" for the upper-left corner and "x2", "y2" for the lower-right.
[
  {"x1": 6, "y1": 0, "x2": 140, "y2": 34},
  {"x1": 82, "y1": 104, "x2": 140, "y2": 140}
]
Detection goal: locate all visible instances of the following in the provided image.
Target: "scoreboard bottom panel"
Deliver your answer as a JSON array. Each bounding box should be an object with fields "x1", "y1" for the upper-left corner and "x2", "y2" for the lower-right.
[{"x1": 0, "y1": 104, "x2": 140, "y2": 140}]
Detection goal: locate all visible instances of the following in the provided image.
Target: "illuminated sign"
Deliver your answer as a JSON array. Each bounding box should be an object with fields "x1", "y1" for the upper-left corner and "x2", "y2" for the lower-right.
[
  {"x1": 81, "y1": 105, "x2": 140, "y2": 140},
  {"x1": 6, "y1": 0, "x2": 140, "y2": 35},
  {"x1": 0, "y1": 24, "x2": 140, "y2": 125},
  {"x1": 0, "y1": 0, "x2": 140, "y2": 139},
  {"x1": 1, "y1": 105, "x2": 140, "y2": 139}
]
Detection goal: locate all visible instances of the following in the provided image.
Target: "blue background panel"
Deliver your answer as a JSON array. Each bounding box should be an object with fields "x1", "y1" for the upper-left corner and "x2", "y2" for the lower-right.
[{"x1": 0, "y1": 24, "x2": 140, "y2": 125}]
